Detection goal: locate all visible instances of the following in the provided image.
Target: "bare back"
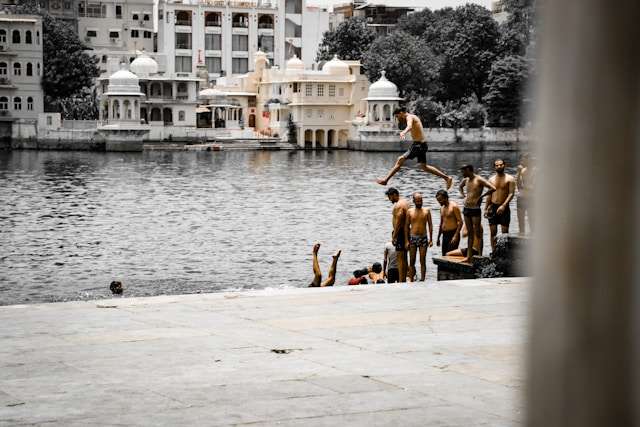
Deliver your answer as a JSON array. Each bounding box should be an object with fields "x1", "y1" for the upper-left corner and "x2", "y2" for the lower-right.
[
  {"x1": 440, "y1": 201, "x2": 462, "y2": 232},
  {"x1": 408, "y1": 207, "x2": 429, "y2": 236},
  {"x1": 489, "y1": 173, "x2": 516, "y2": 205}
]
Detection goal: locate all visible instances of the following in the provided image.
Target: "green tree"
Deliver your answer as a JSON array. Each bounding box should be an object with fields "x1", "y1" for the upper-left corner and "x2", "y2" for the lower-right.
[
  {"x1": 396, "y1": 8, "x2": 435, "y2": 37},
  {"x1": 498, "y1": 0, "x2": 536, "y2": 57},
  {"x1": 484, "y1": 55, "x2": 530, "y2": 127},
  {"x1": 362, "y1": 31, "x2": 440, "y2": 98},
  {"x1": 315, "y1": 17, "x2": 377, "y2": 63}
]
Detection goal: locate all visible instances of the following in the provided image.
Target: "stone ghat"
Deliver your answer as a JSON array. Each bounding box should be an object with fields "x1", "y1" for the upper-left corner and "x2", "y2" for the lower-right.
[{"x1": 0, "y1": 278, "x2": 527, "y2": 426}]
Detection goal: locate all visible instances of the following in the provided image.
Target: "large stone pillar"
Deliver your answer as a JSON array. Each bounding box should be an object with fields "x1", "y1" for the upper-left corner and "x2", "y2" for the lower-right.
[{"x1": 529, "y1": 1, "x2": 640, "y2": 426}]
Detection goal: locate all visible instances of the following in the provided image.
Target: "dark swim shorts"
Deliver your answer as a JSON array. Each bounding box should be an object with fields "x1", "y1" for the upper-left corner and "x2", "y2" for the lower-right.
[
  {"x1": 487, "y1": 203, "x2": 511, "y2": 226},
  {"x1": 401, "y1": 142, "x2": 428, "y2": 164},
  {"x1": 460, "y1": 247, "x2": 480, "y2": 257},
  {"x1": 463, "y1": 207, "x2": 482, "y2": 217},
  {"x1": 394, "y1": 233, "x2": 407, "y2": 251}
]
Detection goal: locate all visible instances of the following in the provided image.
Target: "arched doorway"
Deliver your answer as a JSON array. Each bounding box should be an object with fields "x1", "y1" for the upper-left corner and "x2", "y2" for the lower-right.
[
  {"x1": 162, "y1": 108, "x2": 172, "y2": 125},
  {"x1": 315, "y1": 129, "x2": 325, "y2": 148},
  {"x1": 150, "y1": 108, "x2": 161, "y2": 122},
  {"x1": 304, "y1": 129, "x2": 313, "y2": 149},
  {"x1": 249, "y1": 114, "x2": 256, "y2": 128},
  {"x1": 327, "y1": 129, "x2": 336, "y2": 148},
  {"x1": 140, "y1": 107, "x2": 148, "y2": 123},
  {"x1": 339, "y1": 130, "x2": 349, "y2": 148}
]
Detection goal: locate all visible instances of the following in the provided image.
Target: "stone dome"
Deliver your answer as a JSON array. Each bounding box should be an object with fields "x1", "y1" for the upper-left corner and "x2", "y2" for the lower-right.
[
  {"x1": 130, "y1": 51, "x2": 158, "y2": 77},
  {"x1": 365, "y1": 71, "x2": 403, "y2": 101},
  {"x1": 199, "y1": 86, "x2": 227, "y2": 103},
  {"x1": 323, "y1": 55, "x2": 350, "y2": 75},
  {"x1": 105, "y1": 64, "x2": 143, "y2": 96},
  {"x1": 286, "y1": 54, "x2": 304, "y2": 71}
]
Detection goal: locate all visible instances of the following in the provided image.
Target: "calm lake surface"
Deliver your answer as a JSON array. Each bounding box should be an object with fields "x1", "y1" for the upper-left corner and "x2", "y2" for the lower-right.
[{"x1": 0, "y1": 149, "x2": 522, "y2": 305}]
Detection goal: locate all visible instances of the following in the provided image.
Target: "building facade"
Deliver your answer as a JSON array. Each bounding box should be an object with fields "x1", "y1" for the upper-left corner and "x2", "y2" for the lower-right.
[
  {"x1": 0, "y1": 13, "x2": 44, "y2": 134},
  {"x1": 329, "y1": 1, "x2": 415, "y2": 36},
  {"x1": 301, "y1": 5, "x2": 328, "y2": 65}
]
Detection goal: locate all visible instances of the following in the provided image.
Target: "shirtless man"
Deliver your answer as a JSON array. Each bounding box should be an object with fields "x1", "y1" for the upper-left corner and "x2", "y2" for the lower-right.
[
  {"x1": 406, "y1": 192, "x2": 432, "y2": 281},
  {"x1": 435, "y1": 190, "x2": 463, "y2": 256},
  {"x1": 309, "y1": 243, "x2": 341, "y2": 287},
  {"x1": 459, "y1": 164, "x2": 496, "y2": 263},
  {"x1": 485, "y1": 159, "x2": 516, "y2": 252},
  {"x1": 516, "y1": 154, "x2": 534, "y2": 235},
  {"x1": 377, "y1": 107, "x2": 453, "y2": 190},
  {"x1": 385, "y1": 187, "x2": 409, "y2": 282}
]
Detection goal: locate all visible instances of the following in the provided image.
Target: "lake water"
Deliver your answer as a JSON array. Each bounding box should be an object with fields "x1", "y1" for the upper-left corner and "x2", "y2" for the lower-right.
[{"x1": 0, "y1": 149, "x2": 523, "y2": 305}]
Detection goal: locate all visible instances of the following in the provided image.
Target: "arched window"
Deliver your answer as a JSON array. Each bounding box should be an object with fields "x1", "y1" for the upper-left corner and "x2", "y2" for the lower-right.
[
  {"x1": 27, "y1": 96, "x2": 33, "y2": 110},
  {"x1": 178, "y1": 110, "x2": 185, "y2": 121},
  {"x1": 132, "y1": 14, "x2": 139, "y2": 20},
  {"x1": 372, "y1": 104, "x2": 379, "y2": 122},
  {"x1": 0, "y1": 30, "x2": 6, "y2": 43},
  {"x1": 101, "y1": 55, "x2": 107, "y2": 63},
  {"x1": 143, "y1": 14, "x2": 150, "y2": 21},
  {"x1": 25, "y1": 30, "x2": 32, "y2": 44},
  {"x1": 26, "y1": 62, "x2": 32, "y2": 76},
  {"x1": 0, "y1": 96, "x2": 7, "y2": 110},
  {"x1": 13, "y1": 62, "x2": 21, "y2": 76},
  {"x1": 36, "y1": 31, "x2": 40, "y2": 44},
  {"x1": 112, "y1": 100, "x2": 120, "y2": 119},
  {"x1": 175, "y1": 11, "x2": 191, "y2": 26},
  {"x1": 383, "y1": 104, "x2": 391, "y2": 121},
  {"x1": 13, "y1": 96, "x2": 21, "y2": 110},
  {"x1": 12, "y1": 30, "x2": 20, "y2": 44},
  {"x1": 124, "y1": 100, "x2": 131, "y2": 119},
  {"x1": 36, "y1": 62, "x2": 41, "y2": 76},
  {"x1": 0, "y1": 62, "x2": 6, "y2": 76}
]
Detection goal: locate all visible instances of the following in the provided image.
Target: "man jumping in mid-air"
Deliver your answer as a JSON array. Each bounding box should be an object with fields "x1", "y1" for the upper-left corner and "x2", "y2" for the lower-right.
[{"x1": 376, "y1": 107, "x2": 453, "y2": 190}]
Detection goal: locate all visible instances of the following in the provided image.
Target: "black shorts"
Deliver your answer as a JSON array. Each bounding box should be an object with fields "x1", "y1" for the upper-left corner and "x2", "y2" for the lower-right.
[
  {"x1": 387, "y1": 268, "x2": 399, "y2": 283},
  {"x1": 394, "y1": 233, "x2": 407, "y2": 251},
  {"x1": 441, "y1": 230, "x2": 459, "y2": 255},
  {"x1": 463, "y1": 207, "x2": 482, "y2": 217},
  {"x1": 402, "y1": 142, "x2": 428, "y2": 164},
  {"x1": 461, "y1": 247, "x2": 479, "y2": 257},
  {"x1": 487, "y1": 203, "x2": 511, "y2": 226}
]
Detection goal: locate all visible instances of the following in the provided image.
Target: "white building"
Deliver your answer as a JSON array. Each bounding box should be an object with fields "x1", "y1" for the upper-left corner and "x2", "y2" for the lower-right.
[
  {"x1": 301, "y1": 5, "x2": 329, "y2": 65},
  {"x1": 0, "y1": 14, "x2": 44, "y2": 138}
]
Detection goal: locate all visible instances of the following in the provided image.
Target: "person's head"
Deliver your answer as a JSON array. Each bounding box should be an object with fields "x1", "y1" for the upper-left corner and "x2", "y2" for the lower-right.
[
  {"x1": 494, "y1": 159, "x2": 506, "y2": 174},
  {"x1": 412, "y1": 192, "x2": 423, "y2": 208},
  {"x1": 110, "y1": 281, "x2": 123, "y2": 295},
  {"x1": 393, "y1": 106, "x2": 407, "y2": 121},
  {"x1": 385, "y1": 187, "x2": 400, "y2": 203},
  {"x1": 460, "y1": 164, "x2": 474, "y2": 178},
  {"x1": 353, "y1": 268, "x2": 368, "y2": 278},
  {"x1": 435, "y1": 189, "x2": 449, "y2": 206},
  {"x1": 372, "y1": 262, "x2": 383, "y2": 274}
]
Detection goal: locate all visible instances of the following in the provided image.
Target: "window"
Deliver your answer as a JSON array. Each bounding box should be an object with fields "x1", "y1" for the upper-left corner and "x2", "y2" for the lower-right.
[
  {"x1": 232, "y1": 35, "x2": 248, "y2": 51},
  {"x1": 205, "y1": 34, "x2": 221, "y2": 51},
  {"x1": 175, "y1": 11, "x2": 191, "y2": 26},
  {"x1": 47, "y1": 115, "x2": 52, "y2": 125},
  {"x1": 338, "y1": 87, "x2": 344, "y2": 97},
  {"x1": 232, "y1": 58, "x2": 248, "y2": 74},
  {"x1": 205, "y1": 57, "x2": 221, "y2": 74},
  {"x1": 13, "y1": 62, "x2": 20, "y2": 76},
  {"x1": 64, "y1": 2, "x2": 71, "y2": 9},
  {"x1": 329, "y1": 84, "x2": 336, "y2": 97},
  {"x1": 144, "y1": 31, "x2": 152, "y2": 39},
  {"x1": 175, "y1": 56, "x2": 192, "y2": 73},
  {"x1": 305, "y1": 83, "x2": 312, "y2": 96},
  {"x1": 27, "y1": 97, "x2": 33, "y2": 110},
  {"x1": 232, "y1": 13, "x2": 249, "y2": 28},
  {"x1": 205, "y1": 12, "x2": 221, "y2": 27},
  {"x1": 258, "y1": 35, "x2": 274, "y2": 53},
  {"x1": 384, "y1": 104, "x2": 391, "y2": 121},
  {"x1": 109, "y1": 31, "x2": 119, "y2": 38},
  {"x1": 115, "y1": 5, "x2": 122, "y2": 19},
  {"x1": 13, "y1": 96, "x2": 21, "y2": 110},
  {"x1": 101, "y1": 55, "x2": 107, "y2": 63},
  {"x1": 0, "y1": 30, "x2": 5, "y2": 43},
  {"x1": 26, "y1": 62, "x2": 32, "y2": 76},
  {"x1": 86, "y1": 30, "x2": 97, "y2": 38},
  {"x1": 293, "y1": 82, "x2": 299, "y2": 93},
  {"x1": 12, "y1": 30, "x2": 19, "y2": 44},
  {"x1": 131, "y1": 29, "x2": 139, "y2": 38},
  {"x1": 25, "y1": 31, "x2": 32, "y2": 44},
  {"x1": 175, "y1": 33, "x2": 191, "y2": 49},
  {"x1": 36, "y1": 31, "x2": 39, "y2": 44},
  {"x1": 36, "y1": 62, "x2": 40, "y2": 76},
  {"x1": 178, "y1": 111, "x2": 185, "y2": 121},
  {"x1": 317, "y1": 85, "x2": 324, "y2": 96},
  {"x1": 132, "y1": 14, "x2": 139, "y2": 20},
  {"x1": 0, "y1": 97, "x2": 7, "y2": 110},
  {"x1": 86, "y1": 3, "x2": 105, "y2": 18},
  {"x1": 0, "y1": 62, "x2": 6, "y2": 75},
  {"x1": 143, "y1": 14, "x2": 150, "y2": 21},
  {"x1": 258, "y1": 14, "x2": 274, "y2": 29}
]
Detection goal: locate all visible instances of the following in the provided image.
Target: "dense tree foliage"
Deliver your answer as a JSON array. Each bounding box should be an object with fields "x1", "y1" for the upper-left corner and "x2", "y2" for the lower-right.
[
  {"x1": 315, "y1": 17, "x2": 377, "y2": 63},
  {"x1": 484, "y1": 56, "x2": 531, "y2": 127}
]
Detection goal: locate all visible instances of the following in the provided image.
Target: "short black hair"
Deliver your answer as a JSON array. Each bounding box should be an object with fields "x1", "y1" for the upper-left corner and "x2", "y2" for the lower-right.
[
  {"x1": 353, "y1": 269, "x2": 367, "y2": 278},
  {"x1": 372, "y1": 262, "x2": 382, "y2": 273},
  {"x1": 385, "y1": 187, "x2": 399, "y2": 196},
  {"x1": 460, "y1": 164, "x2": 474, "y2": 172},
  {"x1": 393, "y1": 107, "x2": 406, "y2": 115},
  {"x1": 436, "y1": 190, "x2": 448, "y2": 199}
]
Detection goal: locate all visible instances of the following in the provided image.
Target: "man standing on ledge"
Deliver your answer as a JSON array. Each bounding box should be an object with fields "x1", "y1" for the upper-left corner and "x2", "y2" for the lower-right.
[
  {"x1": 407, "y1": 192, "x2": 433, "y2": 282},
  {"x1": 435, "y1": 190, "x2": 463, "y2": 256},
  {"x1": 460, "y1": 165, "x2": 496, "y2": 264},
  {"x1": 485, "y1": 159, "x2": 516, "y2": 253},
  {"x1": 385, "y1": 187, "x2": 409, "y2": 282},
  {"x1": 377, "y1": 107, "x2": 453, "y2": 190}
]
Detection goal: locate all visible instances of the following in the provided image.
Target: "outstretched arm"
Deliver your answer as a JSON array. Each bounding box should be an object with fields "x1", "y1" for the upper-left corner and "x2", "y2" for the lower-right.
[
  {"x1": 459, "y1": 178, "x2": 468, "y2": 197},
  {"x1": 427, "y1": 210, "x2": 433, "y2": 247}
]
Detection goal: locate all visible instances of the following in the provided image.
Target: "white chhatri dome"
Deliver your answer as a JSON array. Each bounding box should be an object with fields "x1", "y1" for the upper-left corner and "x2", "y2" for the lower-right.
[
  {"x1": 365, "y1": 71, "x2": 403, "y2": 101},
  {"x1": 286, "y1": 54, "x2": 304, "y2": 71},
  {"x1": 199, "y1": 85, "x2": 226, "y2": 100},
  {"x1": 130, "y1": 51, "x2": 158, "y2": 77},
  {"x1": 105, "y1": 64, "x2": 143, "y2": 96},
  {"x1": 323, "y1": 54, "x2": 350, "y2": 75}
]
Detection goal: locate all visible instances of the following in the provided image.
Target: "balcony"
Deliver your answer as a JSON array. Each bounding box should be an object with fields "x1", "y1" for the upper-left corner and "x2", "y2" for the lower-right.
[{"x1": 0, "y1": 45, "x2": 16, "y2": 56}]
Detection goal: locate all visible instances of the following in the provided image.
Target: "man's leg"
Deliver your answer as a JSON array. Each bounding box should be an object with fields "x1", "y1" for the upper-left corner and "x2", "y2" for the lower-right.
[
  {"x1": 419, "y1": 245, "x2": 427, "y2": 281},
  {"x1": 321, "y1": 250, "x2": 341, "y2": 287},
  {"x1": 517, "y1": 197, "x2": 526, "y2": 235},
  {"x1": 408, "y1": 244, "x2": 417, "y2": 282},
  {"x1": 489, "y1": 224, "x2": 498, "y2": 253},
  {"x1": 376, "y1": 156, "x2": 406, "y2": 185},
  {"x1": 472, "y1": 216, "x2": 483, "y2": 258},
  {"x1": 463, "y1": 215, "x2": 474, "y2": 263},
  {"x1": 421, "y1": 163, "x2": 453, "y2": 190},
  {"x1": 397, "y1": 250, "x2": 407, "y2": 282},
  {"x1": 310, "y1": 243, "x2": 322, "y2": 287}
]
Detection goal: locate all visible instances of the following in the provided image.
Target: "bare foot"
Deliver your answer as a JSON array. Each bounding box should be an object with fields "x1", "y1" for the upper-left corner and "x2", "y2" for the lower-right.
[
  {"x1": 333, "y1": 250, "x2": 342, "y2": 259},
  {"x1": 376, "y1": 178, "x2": 388, "y2": 186},
  {"x1": 445, "y1": 176, "x2": 453, "y2": 190},
  {"x1": 313, "y1": 243, "x2": 320, "y2": 254}
]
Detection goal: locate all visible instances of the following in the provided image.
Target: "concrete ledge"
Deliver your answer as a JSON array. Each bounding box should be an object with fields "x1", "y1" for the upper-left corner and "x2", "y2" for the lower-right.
[{"x1": 0, "y1": 278, "x2": 527, "y2": 426}]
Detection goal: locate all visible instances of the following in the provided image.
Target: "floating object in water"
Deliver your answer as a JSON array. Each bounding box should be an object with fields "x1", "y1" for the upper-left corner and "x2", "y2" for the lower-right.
[{"x1": 109, "y1": 281, "x2": 123, "y2": 295}]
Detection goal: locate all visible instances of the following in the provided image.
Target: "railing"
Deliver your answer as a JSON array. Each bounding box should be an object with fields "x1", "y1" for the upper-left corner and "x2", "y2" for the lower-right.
[
  {"x1": 232, "y1": 21, "x2": 249, "y2": 28},
  {"x1": 258, "y1": 23, "x2": 274, "y2": 29},
  {"x1": 205, "y1": 20, "x2": 222, "y2": 27},
  {"x1": 176, "y1": 20, "x2": 192, "y2": 26}
]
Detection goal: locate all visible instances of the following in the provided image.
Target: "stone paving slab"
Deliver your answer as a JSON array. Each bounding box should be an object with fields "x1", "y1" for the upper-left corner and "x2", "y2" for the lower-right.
[{"x1": 0, "y1": 278, "x2": 528, "y2": 426}]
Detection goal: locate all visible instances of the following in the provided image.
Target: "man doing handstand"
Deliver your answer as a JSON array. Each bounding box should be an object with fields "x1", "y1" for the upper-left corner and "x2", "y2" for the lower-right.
[{"x1": 309, "y1": 243, "x2": 341, "y2": 287}]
